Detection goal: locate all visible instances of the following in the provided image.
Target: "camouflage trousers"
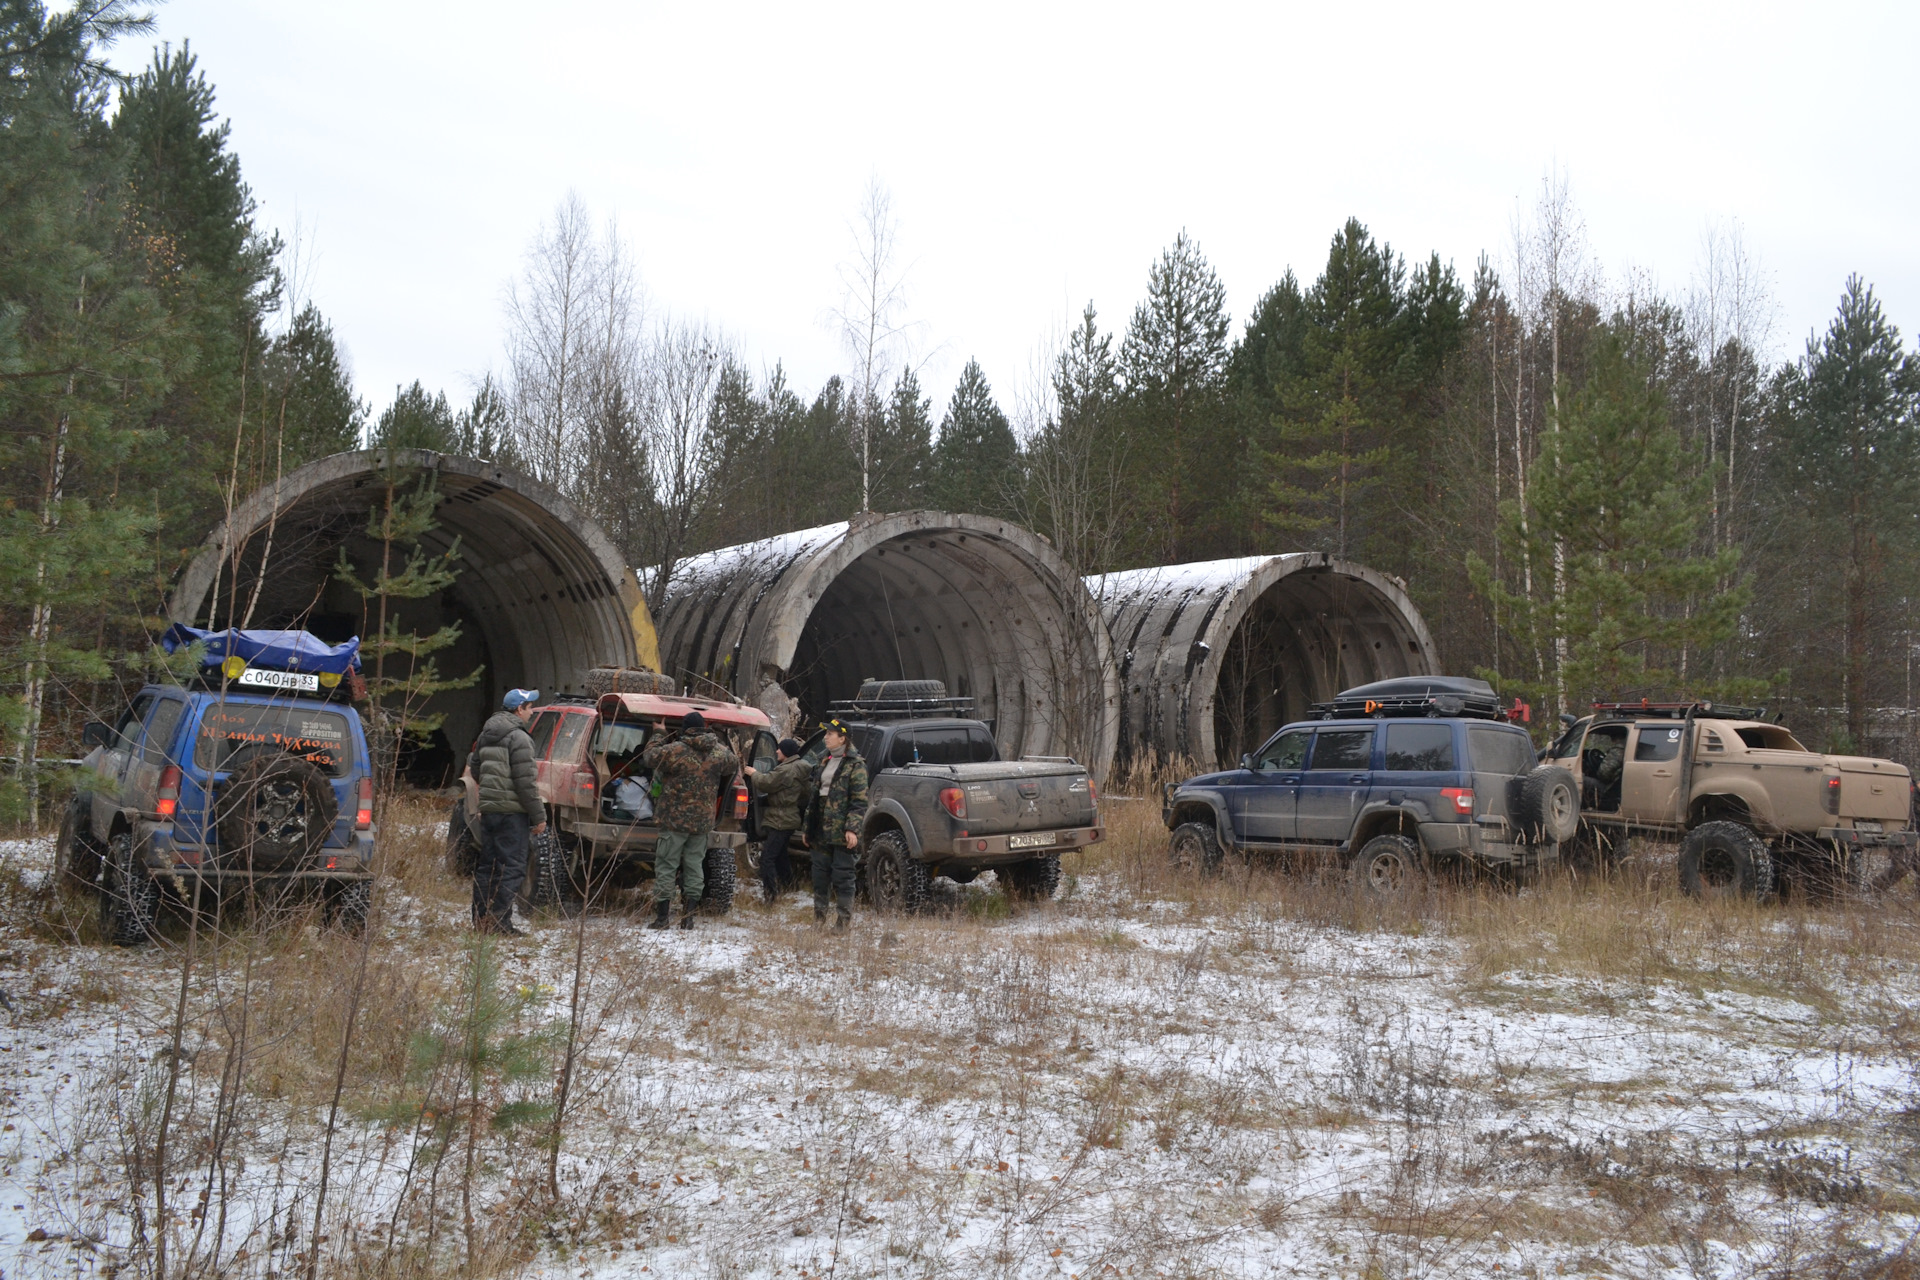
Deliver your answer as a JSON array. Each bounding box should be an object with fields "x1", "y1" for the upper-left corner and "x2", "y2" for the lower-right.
[
  {"x1": 654, "y1": 828, "x2": 708, "y2": 905},
  {"x1": 812, "y1": 845, "x2": 856, "y2": 918}
]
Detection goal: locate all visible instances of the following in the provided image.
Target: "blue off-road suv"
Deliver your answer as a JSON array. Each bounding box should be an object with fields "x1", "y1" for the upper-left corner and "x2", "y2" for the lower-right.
[
  {"x1": 54, "y1": 627, "x2": 377, "y2": 943},
  {"x1": 1162, "y1": 677, "x2": 1580, "y2": 897}
]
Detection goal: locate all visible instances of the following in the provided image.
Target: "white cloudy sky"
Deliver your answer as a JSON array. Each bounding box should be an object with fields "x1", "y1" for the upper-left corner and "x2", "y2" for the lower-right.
[{"x1": 113, "y1": 1, "x2": 1919, "y2": 425}]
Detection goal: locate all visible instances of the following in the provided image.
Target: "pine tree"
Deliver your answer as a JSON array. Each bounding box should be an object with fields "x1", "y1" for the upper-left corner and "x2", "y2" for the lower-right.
[
  {"x1": 1767, "y1": 277, "x2": 1920, "y2": 746},
  {"x1": 1119, "y1": 231, "x2": 1231, "y2": 560},
  {"x1": 264, "y1": 303, "x2": 365, "y2": 462},
  {"x1": 870, "y1": 368, "x2": 932, "y2": 509},
  {"x1": 1021, "y1": 304, "x2": 1129, "y2": 574},
  {"x1": 930, "y1": 360, "x2": 1019, "y2": 516},
  {"x1": 371, "y1": 381, "x2": 457, "y2": 451}
]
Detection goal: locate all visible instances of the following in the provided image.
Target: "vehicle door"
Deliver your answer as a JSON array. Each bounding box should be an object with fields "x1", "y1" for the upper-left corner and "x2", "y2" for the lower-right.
[
  {"x1": 1466, "y1": 725, "x2": 1536, "y2": 827},
  {"x1": 126, "y1": 696, "x2": 188, "y2": 817},
  {"x1": 744, "y1": 730, "x2": 778, "y2": 839},
  {"x1": 546, "y1": 711, "x2": 596, "y2": 816},
  {"x1": 1296, "y1": 726, "x2": 1377, "y2": 844},
  {"x1": 1621, "y1": 723, "x2": 1686, "y2": 822},
  {"x1": 1230, "y1": 728, "x2": 1310, "y2": 842},
  {"x1": 526, "y1": 710, "x2": 565, "y2": 801},
  {"x1": 93, "y1": 692, "x2": 155, "y2": 831},
  {"x1": 1380, "y1": 721, "x2": 1460, "y2": 818}
]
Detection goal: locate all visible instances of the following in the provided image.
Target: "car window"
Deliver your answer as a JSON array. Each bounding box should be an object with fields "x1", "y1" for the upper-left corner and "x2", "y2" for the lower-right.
[
  {"x1": 1548, "y1": 717, "x2": 1588, "y2": 760},
  {"x1": 967, "y1": 727, "x2": 998, "y2": 762},
  {"x1": 1254, "y1": 730, "x2": 1309, "y2": 771},
  {"x1": 193, "y1": 704, "x2": 353, "y2": 776},
  {"x1": 1634, "y1": 725, "x2": 1684, "y2": 762},
  {"x1": 752, "y1": 731, "x2": 777, "y2": 773},
  {"x1": 1384, "y1": 722, "x2": 1454, "y2": 771},
  {"x1": 1309, "y1": 729, "x2": 1374, "y2": 771},
  {"x1": 117, "y1": 694, "x2": 156, "y2": 751},
  {"x1": 528, "y1": 711, "x2": 562, "y2": 758},
  {"x1": 1468, "y1": 726, "x2": 1536, "y2": 776},
  {"x1": 854, "y1": 727, "x2": 884, "y2": 765},
  {"x1": 596, "y1": 721, "x2": 650, "y2": 777},
  {"x1": 1736, "y1": 725, "x2": 1809, "y2": 751},
  {"x1": 141, "y1": 698, "x2": 187, "y2": 765},
  {"x1": 891, "y1": 726, "x2": 989, "y2": 766},
  {"x1": 551, "y1": 712, "x2": 593, "y2": 762}
]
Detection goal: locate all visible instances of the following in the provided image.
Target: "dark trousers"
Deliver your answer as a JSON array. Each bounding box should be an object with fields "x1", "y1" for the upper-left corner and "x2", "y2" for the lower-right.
[
  {"x1": 760, "y1": 829, "x2": 796, "y2": 900},
  {"x1": 811, "y1": 843, "x2": 856, "y2": 917},
  {"x1": 474, "y1": 812, "x2": 529, "y2": 926}
]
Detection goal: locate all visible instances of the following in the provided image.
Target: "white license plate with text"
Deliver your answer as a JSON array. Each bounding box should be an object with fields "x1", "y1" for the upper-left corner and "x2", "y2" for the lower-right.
[
  {"x1": 237, "y1": 668, "x2": 320, "y2": 693},
  {"x1": 1008, "y1": 831, "x2": 1056, "y2": 850}
]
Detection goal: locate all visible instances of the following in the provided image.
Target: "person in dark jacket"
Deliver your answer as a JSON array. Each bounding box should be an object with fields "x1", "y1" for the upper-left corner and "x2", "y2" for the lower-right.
[
  {"x1": 804, "y1": 718, "x2": 868, "y2": 930},
  {"x1": 470, "y1": 688, "x2": 548, "y2": 935},
  {"x1": 639, "y1": 711, "x2": 740, "y2": 930},
  {"x1": 744, "y1": 737, "x2": 807, "y2": 904}
]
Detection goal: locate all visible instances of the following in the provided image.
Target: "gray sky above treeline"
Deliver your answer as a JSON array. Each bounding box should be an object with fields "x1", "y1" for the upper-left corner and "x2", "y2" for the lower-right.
[{"x1": 116, "y1": 1, "x2": 1920, "y2": 423}]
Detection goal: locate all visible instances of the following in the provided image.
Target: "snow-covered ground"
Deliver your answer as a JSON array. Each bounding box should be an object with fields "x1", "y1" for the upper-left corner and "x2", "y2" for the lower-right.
[{"x1": 1, "y1": 819, "x2": 1916, "y2": 1280}]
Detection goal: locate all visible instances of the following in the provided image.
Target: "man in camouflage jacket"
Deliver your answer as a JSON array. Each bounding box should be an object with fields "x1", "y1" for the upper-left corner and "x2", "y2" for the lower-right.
[
  {"x1": 804, "y1": 718, "x2": 868, "y2": 930},
  {"x1": 640, "y1": 711, "x2": 739, "y2": 929}
]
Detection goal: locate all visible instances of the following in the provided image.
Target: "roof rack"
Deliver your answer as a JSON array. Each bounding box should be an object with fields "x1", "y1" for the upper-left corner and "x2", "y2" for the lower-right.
[
  {"x1": 1592, "y1": 699, "x2": 1767, "y2": 721},
  {"x1": 1311, "y1": 688, "x2": 1513, "y2": 722},
  {"x1": 829, "y1": 694, "x2": 978, "y2": 721}
]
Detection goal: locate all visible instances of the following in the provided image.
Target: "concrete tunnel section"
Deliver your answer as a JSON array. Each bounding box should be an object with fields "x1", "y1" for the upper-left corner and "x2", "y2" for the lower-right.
[
  {"x1": 1094, "y1": 553, "x2": 1438, "y2": 772},
  {"x1": 655, "y1": 511, "x2": 1119, "y2": 776},
  {"x1": 169, "y1": 448, "x2": 660, "y2": 782}
]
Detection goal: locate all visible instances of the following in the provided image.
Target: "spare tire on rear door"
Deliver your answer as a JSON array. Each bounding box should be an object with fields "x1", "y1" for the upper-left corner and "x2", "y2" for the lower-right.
[
  {"x1": 1511, "y1": 765, "x2": 1580, "y2": 844},
  {"x1": 215, "y1": 752, "x2": 338, "y2": 869}
]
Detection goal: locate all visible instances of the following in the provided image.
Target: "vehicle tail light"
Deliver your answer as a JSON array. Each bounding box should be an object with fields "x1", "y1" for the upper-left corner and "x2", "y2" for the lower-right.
[
  {"x1": 573, "y1": 769, "x2": 597, "y2": 803},
  {"x1": 733, "y1": 782, "x2": 750, "y2": 821},
  {"x1": 1089, "y1": 779, "x2": 1099, "y2": 817},
  {"x1": 939, "y1": 787, "x2": 967, "y2": 819},
  {"x1": 1441, "y1": 787, "x2": 1474, "y2": 816},
  {"x1": 1824, "y1": 775, "x2": 1841, "y2": 815},
  {"x1": 156, "y1": 766, "x2": 181, "y2": 819},
  {"x1": 355, "y1": 776, "x2": 374, "y2": 829}
]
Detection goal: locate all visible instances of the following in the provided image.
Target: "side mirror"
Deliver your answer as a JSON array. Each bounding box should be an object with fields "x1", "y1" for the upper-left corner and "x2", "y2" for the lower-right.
[
  {"x1": 1239, "y1": 754, "x2": 1253, "y2": 771},
  {"x1": 82, "y1": 721, "x2": 113, "y2": 749},
  {"x1": 1558, "y1": 713, "x2": 1578, "y2": 729}
]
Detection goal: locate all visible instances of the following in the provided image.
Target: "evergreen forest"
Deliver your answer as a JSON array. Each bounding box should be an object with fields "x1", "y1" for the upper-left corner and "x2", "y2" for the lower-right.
[{"x1": 5, "y1": 2, "x2": 1919, "y2": 824}]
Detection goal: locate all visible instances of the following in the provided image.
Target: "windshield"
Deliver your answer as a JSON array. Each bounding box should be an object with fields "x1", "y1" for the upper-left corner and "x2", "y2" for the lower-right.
[{"x1": 193, "y1": 703, "x2": 353, "y2": 776}]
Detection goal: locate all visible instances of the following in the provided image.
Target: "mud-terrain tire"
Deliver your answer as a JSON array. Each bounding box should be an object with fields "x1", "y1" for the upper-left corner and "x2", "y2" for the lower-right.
[
  {"x1": 864, "y1": 831, "x2": 929, "y2": 913},
  {"x1": 1001, "y1": 852, "x2": 1062, "y2": 902},
  {"x1": 56, "y1": 793, "x2": 105, "y2": 893},
  {"x1": 445, "y1": 797, "x2": 478, "y2": 877},
  {"x1": 1513, "y1": 766, "x2": 1580, "y2": 844},
  {"x1": 523, "y1": 829, "x2": 560, "y2": 908},
  {"x1": 1169, "y1": 821, "x2": 1225, "y2": 877},
  {"x1": 854, "y1": 679, "x2": 946, "y2": 703},
  {"x1": 215, "y1": 752, "x2": 337, "y2": 869},
  {"x1": 327, "y1": 879, "x2": 372, "y2": 935},
  {"x1": 700, "y1": 845, "x2": 737, "y2": 915},
  {"x1": 584, "y1": 667, "x2": 676, "y2": 697},
  {"x1": 100, "y1": 831, "x2": 160, "y2": 946},
  {"x1": 1678, "y1": 821, "x2": 1774, "y2": 901},
  {"x1": 1349, "y1": 833, "x2": 1432, "y2": 903}
]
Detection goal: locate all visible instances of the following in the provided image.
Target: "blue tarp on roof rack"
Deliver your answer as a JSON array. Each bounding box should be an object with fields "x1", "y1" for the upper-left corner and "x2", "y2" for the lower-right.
[{"x1": 162, "y1": 624, "x2": 361, "y2": 674}]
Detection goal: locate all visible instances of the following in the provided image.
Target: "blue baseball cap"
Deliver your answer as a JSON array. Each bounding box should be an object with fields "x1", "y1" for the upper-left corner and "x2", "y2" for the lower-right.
[{"x1": 503, "y1": 688, "x2": 541, "y2": 711}]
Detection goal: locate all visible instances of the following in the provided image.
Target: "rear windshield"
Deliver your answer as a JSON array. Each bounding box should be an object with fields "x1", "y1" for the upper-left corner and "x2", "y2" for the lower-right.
[
  {"x1": 194, "y1": 703, "x2": 353, "y2": 776},
  {"x1": 597, "y1": 722, "x2": 652, "y2": 776},
  {"x1": 1384, "y1": 722, "x2": 1455, "y2": 771},
  {"x1": 888, "y1": 725, "x2": 997, "y2": 767},
  {"x1": 1468, "y1": 726, "x2": 1535, "y2": 776}
]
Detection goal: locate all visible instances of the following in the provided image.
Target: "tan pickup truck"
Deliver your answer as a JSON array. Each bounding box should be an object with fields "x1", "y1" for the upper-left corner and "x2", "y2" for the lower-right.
[{"x1": 1545, "y1": 702, "x2": 1916, "y2": 899}]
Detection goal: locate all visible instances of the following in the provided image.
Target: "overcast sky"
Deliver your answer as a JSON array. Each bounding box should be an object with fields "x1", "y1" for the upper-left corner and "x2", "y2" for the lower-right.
[{"x1": 112, "y1": 1, "x2": 1920, "y2": 426}]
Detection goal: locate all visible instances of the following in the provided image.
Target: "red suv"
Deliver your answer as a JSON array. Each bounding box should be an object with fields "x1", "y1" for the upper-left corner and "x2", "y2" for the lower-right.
[{"x1": 448, "y1": 692, "x2": 776, "y2": 914}]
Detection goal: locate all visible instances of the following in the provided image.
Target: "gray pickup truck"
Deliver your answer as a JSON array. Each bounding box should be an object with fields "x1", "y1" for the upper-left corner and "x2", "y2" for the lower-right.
[{"x1": 798, "y1": 681, "x2": 1105, "y2": 911}]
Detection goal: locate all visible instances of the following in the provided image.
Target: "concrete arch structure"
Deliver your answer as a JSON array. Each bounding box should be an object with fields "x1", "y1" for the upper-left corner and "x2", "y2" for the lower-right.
[
  {"x1": 169, "y1": 449, "x2": 658, "y2": 777},
  {"x1": 1092, "y1": 553, "x2": 1437, "y2": 771},
  {"x1": 655, "y1": 511, "x2": 1118, "y2": 776}
]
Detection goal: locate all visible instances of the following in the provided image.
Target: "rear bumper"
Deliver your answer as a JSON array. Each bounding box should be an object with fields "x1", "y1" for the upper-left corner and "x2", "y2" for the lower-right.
[
  {"x1": 1418, "y1": 820, "x2": 1537, "y2": 865},
  {"x1": 1819, "y1": 826, "x2": 1918, "y2": 849},
  {"x1": 142, "y1": 824, "x2": 376, "y2": 877},
  {"x1": 925, "y1": 825, "x2": 1104, "y2": 863}
]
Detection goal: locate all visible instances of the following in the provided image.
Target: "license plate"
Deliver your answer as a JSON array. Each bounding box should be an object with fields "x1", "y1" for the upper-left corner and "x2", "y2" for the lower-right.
[
  {"x1": 1855, "y1": 821, "x2": 1883, "y2": 834},
  {"x1": 237, "y1": 667, "x2": 319, "y2": 693},
  {"x1": 1008, "y1": 831, "x2": 1056, "y2": 850}
]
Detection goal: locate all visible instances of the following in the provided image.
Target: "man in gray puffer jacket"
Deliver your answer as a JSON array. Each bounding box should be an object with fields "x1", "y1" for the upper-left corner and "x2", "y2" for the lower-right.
[{"x1": 470, "y1": 688, "x2": 549, "y2": 935}]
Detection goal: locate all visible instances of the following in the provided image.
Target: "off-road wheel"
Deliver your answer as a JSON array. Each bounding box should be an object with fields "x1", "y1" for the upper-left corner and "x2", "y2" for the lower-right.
[
  {"x1": 524, "y1": 831, "x2": 585, "y2": 916},
  {"x1": 1349, "y1": 833, "x2": 1432, "y2": 903},
  {"x1": 700, "y1": 845, "x2": 737, "y2": 915},
  {"x1": 1678, "y1": 821, "x2": 1774, "y2": 901},
  {"x1": 445, "y1": 797, "x2": 478, "y2": 877},
  {"x1": 1514, "y1": 766, "x2": 1580, "y2": 844},
  {"x1": 865, "y1": 831, "x2": 930, "y2": 913},
  {"x1": 327, "y1": 879, "x2": 373, "y2": 935},
  {"x1": 100, "y1": 831, "x2": 160, "y2": 946},
  {"x1": 215, "y1": 752, "x2": 337, "y2": 870},
  {"x1": 1169, "y1": 821, "x2": 1225, "y2": 877},
  {"x1": 55, "y1": 793, "x2": 105, "y2": 893},
  {"x1": 1001, "y1": 851, "x2": 1063, "y2": 902}
]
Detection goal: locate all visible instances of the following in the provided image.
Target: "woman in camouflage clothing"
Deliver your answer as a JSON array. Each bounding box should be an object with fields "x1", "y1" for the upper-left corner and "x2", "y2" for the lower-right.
[{"x1": 805, "y1": 718, "x2": 868, "y2": 930}]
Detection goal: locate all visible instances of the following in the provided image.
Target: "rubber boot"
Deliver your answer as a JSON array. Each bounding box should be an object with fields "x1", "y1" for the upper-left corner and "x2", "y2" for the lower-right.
[
  {"x1": 647, "y1": 899, "x2": 671, "y2": 930},
  {"x1": 813, "y1": 905, "x2": 828, "y2": 926},
  {"x1": 832, "y1": 910, "x2": 851, "y2": 933},
  {"x1": 679, "y1": 900, "x2": 699, "y2": 930}
]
